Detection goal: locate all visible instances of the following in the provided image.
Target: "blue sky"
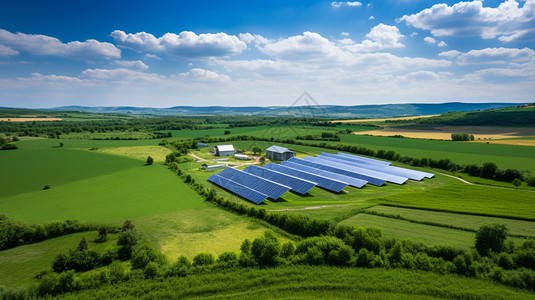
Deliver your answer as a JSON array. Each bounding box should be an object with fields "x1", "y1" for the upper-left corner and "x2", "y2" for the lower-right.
[{"x1": 1, "y1": 0, "x2": 534, "y2": 108}]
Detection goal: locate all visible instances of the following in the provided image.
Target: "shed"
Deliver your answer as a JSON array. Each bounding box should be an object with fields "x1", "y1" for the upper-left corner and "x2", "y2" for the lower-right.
[
  {"x1": 201, "y1": 164, "x2": 226, "y2": 171},
  {"x1": 213, "y1": 145, "x2": 235, "y2": 157},
  {"x1": 234, "y1": 154, "x2": 250, "y2": 160},
  {"x1": 197, "y1": 142, "x2": 208, "y2": 148},
  {"x1": 266, "y1": 145, "x2": 295, "y2": 161}
]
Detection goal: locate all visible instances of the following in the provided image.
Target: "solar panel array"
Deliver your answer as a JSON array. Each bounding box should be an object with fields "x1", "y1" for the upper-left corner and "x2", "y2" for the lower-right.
[
  {"x1": 282, "y1": 160, "x2": 367, "y2": 188},
  {"x1": 216, "y1": 167, "x2": 291, "y2": 200},
  {"x1": 207, "y1": 151, "x2": 434, "y2": 204},
  {"x1": 244, "y1": 165, "x2": 316, "y2": 194},
  {"x1": 208, "y1": 174, "x2": 268, "y2": 204},
  {"x1": 314, "y1": 155, "x2": 408, "y2": 185},
  {"x1": 264, "y1": 163, "x2": 348, "y2": 193}
]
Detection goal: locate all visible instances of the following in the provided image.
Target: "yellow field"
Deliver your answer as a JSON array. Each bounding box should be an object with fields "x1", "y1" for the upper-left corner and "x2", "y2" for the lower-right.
[
  {"x1": 354, "y1": 126, "x2": 535, "y2": 144},
  {"x1": 333, "y1": 115, "x2": 439, "y2": 123},
  {"x1": 95, "y1": 146, "x2": 172, "y2": 162},
  {"x1": 0, "y1": 117, "x2": 62, "y2": 122}
]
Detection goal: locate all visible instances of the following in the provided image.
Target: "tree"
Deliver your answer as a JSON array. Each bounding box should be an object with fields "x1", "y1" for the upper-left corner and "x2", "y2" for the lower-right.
[
  {"x1": 95, "y1": 226, "x2": 108, "y2": 243},
  {"x1": 252, "y1": 146, "x2": 262, "y2": 156},
  {"x1": 259, "y1": 156, "x2": 266, "y2": 164},
  {"x1": 527, "y1": 177, "x2": 535, "y2": 187},
  {"x1": 122, "y1": 220, "x2": 135, "y2": 231},
  {"x1": 512, "y1": 178, "x2": 522, "y2": 188},
  {"x1": 146, "y1": 156, "x2": 154, "y2": 165},
  {"x1": 481, "y1": 162, "x2": 498, "y2": 179},
  {"x1": 224, "y1": 130, "x2": 231, "y2": 135},
  {"x1": 193, "y1": 253, "x2": 215, "y2": 266},
  {"x1": 475, "y1": 224, "x2": 508, "y2": 255},
  {"x1": 59, "y1": 142, "x2": 64, "y2": 148},
  {"x1": 77, "y1": 237, "x2": 89, "y2": 251}
]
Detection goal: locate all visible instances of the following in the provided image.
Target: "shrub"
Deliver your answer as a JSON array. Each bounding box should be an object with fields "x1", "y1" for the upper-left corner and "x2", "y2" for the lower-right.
[
  {"x1": 527, "y1": 177, "x2": 535, "y2": 187},
  {"x1": 192, "y1": 253, "x2": 215, "y2": 266},
  {"x1": 475, "y1": 224, "x2": 508, "y2": 255}
]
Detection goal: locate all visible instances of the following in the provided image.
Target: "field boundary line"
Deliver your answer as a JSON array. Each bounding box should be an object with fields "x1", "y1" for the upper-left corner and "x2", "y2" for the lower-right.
[{"x1": 436, "y1": 172, "x2": 535, "y2": 193}]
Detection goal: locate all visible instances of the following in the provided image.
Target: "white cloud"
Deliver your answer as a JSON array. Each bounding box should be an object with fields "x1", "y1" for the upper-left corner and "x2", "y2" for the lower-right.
[
  {"x1": 331, "y1": 1, "x2": 362, "y2": 8},
  {"x1": 111, "y1": 30, "x2": 246, "y2": 58},
  {"x1": 341, "y1": 32, "x2": 350, "y2": 37},
  {"x1": 81, "y1": 68, "x2": 163, "y2": 82},
  {"x1": 144, "y1": 53, "x2": 161, "y2": 60},
  {"x1": 437, "y1": 41, "x2": 448, "y2": 47},
  {"x1": 457, "y1": 47, "x2": 535, "y2": 65},
  {"x1": 0, "y1": 45, "x2": 19, "y2": 57},
  {"x1": 345, "y1": 24, "x2": 404, "y2": 52},
  {"x1": 398, "y1": 70, "x2": 440, "y2": 81},
  {"x1": 369, "y1": 16, "x2": 375, "y2": 20},
  {"x1": 0, "y1": 29, "x2": 120, "y2": 59},
  {"x1": 114, "y1": 60, "x2": 149, "y2": 70},
  {"x1": 439, "y1": 50, "x2": 461, "y2": 58},
  {"x1": 179, "y1": 68, "x2": 230, "y2": 82},
  {"x1": 424, "y1": 37, "x2": 436, "y2": 44},
  {"x1": 399, "y1": 0, "x2": 535, "y2": 41}
]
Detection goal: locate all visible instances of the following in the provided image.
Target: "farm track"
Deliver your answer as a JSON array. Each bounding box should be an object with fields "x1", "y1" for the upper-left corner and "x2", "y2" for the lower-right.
[{"x1": 436, "y1": 172, "x2": 535, "y2": 193}]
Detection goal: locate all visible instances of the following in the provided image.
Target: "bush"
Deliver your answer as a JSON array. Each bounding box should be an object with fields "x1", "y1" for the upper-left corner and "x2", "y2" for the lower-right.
[
  {"x1": 146, "y1": 156, "x2": 154, "y2": 165},
  {"x1": 527, "y1": 177, "x2": 535, "y2": 187},
  {"x1": 481, "y1": 162, "x2": 498, "y2": 179},
  {"x1": 192, "y1": 253, "x2": 215, "y2": 266},
  {"x1": 475, "y1": 224, "x2": 508, "y2": 255}
]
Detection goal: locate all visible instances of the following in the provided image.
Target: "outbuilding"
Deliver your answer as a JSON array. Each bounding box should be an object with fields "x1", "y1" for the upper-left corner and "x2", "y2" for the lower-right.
[
  {"x1": 266, "y1": 145, "x2": 295, "y2": 161},
  {"x1": 197, "y1": 142, "x2": 208, "y2": 148},
  {"x1": 213, "y1": 145, "x2": 236, "y2": 157},
  {"x1": 234, "y1": 154, "x2": 250, "y2": 160},
  {"x1": 201, "y1": 164, "x2": 226, "y2": 171}
]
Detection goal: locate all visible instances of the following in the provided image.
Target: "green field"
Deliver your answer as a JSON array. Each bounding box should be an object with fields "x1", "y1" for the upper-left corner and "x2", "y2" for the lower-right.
[
  {"x1": 0, "y1": 231, "x2": 117, "y2": 287},
  {"x1": 58, "y1": 266, "x2": 534, "y2": 299},
  {"x1": 367, "y1": 205, "x2": 535, "y2": 237}
]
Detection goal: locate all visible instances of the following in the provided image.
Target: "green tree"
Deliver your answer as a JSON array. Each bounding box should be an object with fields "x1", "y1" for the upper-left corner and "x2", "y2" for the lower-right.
[
  {"x1": 193, "y1": 253, "x2": 215, "y2": 266},
  {"x1": 252, "y1": 146, "x2": 262, "y2": 156},
  {"x1": 527, "y1": 176, "x2": 535, "y2": 187},
  {"x1": 77, "y1": 238, "x2": 89, "y2": 251},
  {"x1": 512, "y1": 178, "x2": 522, "y2": 188},
  {"x1": 475, "y1": 224, "x2": 508, "y2": 255},
  {"x1": 146, "y1": 156, "x2": 154, "y2": 165},
  {"x1": 259, "y1": 156, "x2": 266, "y2": 164},
  {"x1": 224, "y1": 130, "x2": 231, "y2": 135},
  {"x1": 481, "y1": 162, "x2": 498, "y2": 179}
]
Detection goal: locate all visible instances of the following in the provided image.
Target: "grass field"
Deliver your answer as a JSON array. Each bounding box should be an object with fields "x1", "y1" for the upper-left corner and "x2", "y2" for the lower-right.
[
  {"x1": 0, "y1": 231, "x2": 117, "y2": 288},
  {"x1": 340, "y1": 213, "x2": 476, "y2": 249},
  {"x1": 95, "y1": 145, "x2": 172, "y2": 163},
  {"x1": 58, "y1": 266, "x2": 535, "y2": 299},
  {"x1": 367, "y1": 205, "x2": 535, "y2": 237},
  {"x1": 374, "y1": 185, "x2": 535, "y2": 220}
]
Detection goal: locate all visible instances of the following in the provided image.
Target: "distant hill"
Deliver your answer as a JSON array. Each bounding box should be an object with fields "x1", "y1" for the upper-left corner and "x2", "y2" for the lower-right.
[
  {"x1": 389, "y1": 104, "x2": 535, "y2": 127},
  {"x1": 44, "y1": 102, "x2": 527, "y2": 118}
]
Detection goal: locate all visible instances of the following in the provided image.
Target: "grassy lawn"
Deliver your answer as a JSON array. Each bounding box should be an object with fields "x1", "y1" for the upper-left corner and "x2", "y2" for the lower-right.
[
  {"x1": 367, "y1": 205, "x2": 535, "y2": 237},
  {"x1": 0, "y1": 231, "x2": 117, "y2": 288},
  {"x1": 375, "y1": 185, "x2": 535, "y2": 220},
  {"x1": 0, "y1": 164, "x2": 207, "y2": 224},
  {"x1": 340, "y1": 213, "x2": 476, "y2": 249},
  {"x1": 95, "y1": 145, "x2": 172, "y2": 163}
]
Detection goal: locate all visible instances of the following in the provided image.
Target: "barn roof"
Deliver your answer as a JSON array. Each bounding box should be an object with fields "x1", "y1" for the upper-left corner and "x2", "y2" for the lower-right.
[
  {"x1": 216, "y1": 145, "x2": 235, "y2": 152},
  {"x1": 266, "y1": 145, "x2": 294, "y2": 153}
]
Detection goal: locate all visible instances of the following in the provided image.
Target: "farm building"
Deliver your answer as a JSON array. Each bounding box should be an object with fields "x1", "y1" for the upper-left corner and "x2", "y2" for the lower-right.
[
  {"x1": 201, "y1": 164, "x2": 226, "y2": 171},
  {"x1": 213, "y1": 145, "x2": 236, "y2": 157},
  {"x1": 197, "y1": 142, "x2": 208, "y2": 148},
  {"x1": 266, "y1": 145, "x2": 295, "y2": 161},
  {"x1": 235, "y1": 154, "x2": 250, "y2": 160}
]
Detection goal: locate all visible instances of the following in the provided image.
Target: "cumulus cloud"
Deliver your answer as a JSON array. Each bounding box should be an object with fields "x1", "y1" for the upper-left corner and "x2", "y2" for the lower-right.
[
  {"x1": 179, "y1": 68, "x2": 230, "y2": 82},
  {"x1": 457, "y1": 47, "x2": 535, "y2": 65},
  {"x1": 114, "y1": 60, "x2": 148, "y2": 70},
  {"x1": 399, "y1": 0, "x2": 535, "y2": 41},
  {"x1": 424, "y1": 37, "x2": 436, "y2": 44},
  {"x1": 398, "y1": 70, "x2": 440, "y2": 81},
  {"x1": 111, "y1": 30, "x2": 247, "y2": 58},
  {"x1": 439, "y1": 50, "x2": 461, "y2": 58},
  {"x1": 331, "y1": 1, "x2": 362, "y2": 8},
  {"x1": 341, "y1": 32, "x2": 350, "y2": 37},
  {"x1": 437, "y1": 41, "x2": 448, "y2": 47},
  {"x1": 0, "y1": 29, "x2": 120, "y2": 59},
  {"x1": 369, "y1": 16, "x2": 375, "y2": 20},
  {"x1": 344, "y1": 24, "x2": 404, "y2": 52},
  {"x1": 0, "y1": 45, "x2": 19, "y2": 57},
  {"x1": 81, "y1": 68, "x2": 163, "y2": 82}
]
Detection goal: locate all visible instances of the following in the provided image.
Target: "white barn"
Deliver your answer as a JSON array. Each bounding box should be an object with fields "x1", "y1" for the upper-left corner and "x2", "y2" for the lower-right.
[
  {"x1": 266, "y1": 145, "x2": 295, "y2": 161},
  {"x1": 214, "y1": 145, "x2": 236, "y2": 157}
]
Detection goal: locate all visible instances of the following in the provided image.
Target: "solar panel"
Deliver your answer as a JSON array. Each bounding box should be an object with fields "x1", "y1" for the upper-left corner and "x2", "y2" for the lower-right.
[
  {"x1": 315, "y1": 155, "x2": 408, "y2": 184},
  {"x1": 208, "y1": 174, "x2": 268, "y2": 204},
  {"x1": 264, "y1": 163, "x2": 348, "y2": 193},
  {"x1": 243, "y1": 165, "x2": 317, "y2": 195},
  {"x1": 328, "y1": 153, "x2": 433, "y2": 180},
  {"x1": 288, "y1": 157, "x2": 386, "y2": 186},
  {"x1": 334, "y1": 152, "x2": 391, "y2": 167},
  {"x1": 281, "y1": 161, "x2": 367, "y2": 188},
  {"x1": 216, "y1": 167, "x2": 291, "y2": 200}
]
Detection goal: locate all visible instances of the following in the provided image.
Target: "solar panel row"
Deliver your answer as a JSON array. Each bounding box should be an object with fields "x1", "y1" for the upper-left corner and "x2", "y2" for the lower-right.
[
  {"x1": 264, "y1": 163, "x2": 348, "y2": 193},
  {"x1": 333, "y1": 152, "x2": 434, "y2": 179},
  {"x1": 217, "y1": 167, "x2": 291, "y2": 200},
  {"x1": 314, "y1": 155, "x2": 408, "y2": 184},
  {"x1": 334, "y1": 152, "x2": 391, "y2": 167},
  {"x1": 208, "y1": 174, "x2": 268, "y2": 204},
  {"x1": 281, "y1": 161, "x2": 367, "y2": 188},
  {"x1": 244, "y1": 165, "x2": 316, "y2": 195},
  {"x1": 289, "y1": 157, "x2": 386, "y2": 186}
]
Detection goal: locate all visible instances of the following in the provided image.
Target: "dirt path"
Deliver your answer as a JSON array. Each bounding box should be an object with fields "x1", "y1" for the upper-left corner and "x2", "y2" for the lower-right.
[
  {"x1": 188, "y1": 153, "x2": 207, "y2": 162},
  {"x1": 436, "y1": 172, "x2": 535, "y2": 192}
]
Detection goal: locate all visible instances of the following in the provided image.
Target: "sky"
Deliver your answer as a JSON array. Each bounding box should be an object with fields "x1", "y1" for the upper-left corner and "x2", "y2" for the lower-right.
[{"x1": 0, "y1": 0, "x2": 534, "y2": 108}]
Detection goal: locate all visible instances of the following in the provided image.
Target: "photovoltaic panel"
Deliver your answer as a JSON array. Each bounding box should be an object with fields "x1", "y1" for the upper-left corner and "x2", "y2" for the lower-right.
[
  {"x1": 334, "y1": 152, "x2": 391, "y2": 167},
  {"x1": 244, "y1": 165, "x2": 316, "y2": 195},
  {"x1": 288, "y1": 157, "x2": 386, "y2": 186},
  {"x1": 216, "y1": 167, "x2": 290, "y2": 200},
  {"x1": 208, "y1": 174, "x2": 268, "y2": 204},
  {"x1": 264, "y1": 163, "x2": 348, "y2": 193},
  {"x1": 330, "y1": 153, "x2": 434, "y2": 180},
  {"x1": 315, "y1": 155, "x2": 408, "y2": 184},
  {"x1": 282, "y1": 161, "x2": 367, "y2": 188}
]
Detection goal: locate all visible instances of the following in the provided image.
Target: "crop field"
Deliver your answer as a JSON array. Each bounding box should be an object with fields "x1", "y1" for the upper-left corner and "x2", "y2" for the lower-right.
[
  {"x1": 366, "y1": 205, "x2": 535, "y2": 237},
  {"x1": 333, "y1": 114, "x2": 440, "y2": 123},
  {"x1": 340, "y1": 213, "x2": 476, "y2": 249},
  {"x1": 0, "y1": 231, "x2": 117, "y2": 287},
  {"x1": 95, "y1": 145, "x2": 172, "y2": 163}
]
